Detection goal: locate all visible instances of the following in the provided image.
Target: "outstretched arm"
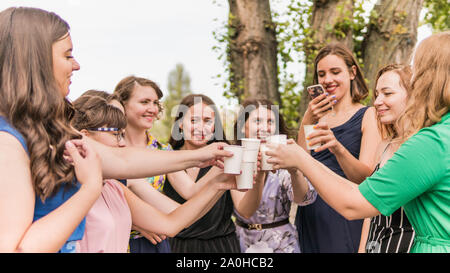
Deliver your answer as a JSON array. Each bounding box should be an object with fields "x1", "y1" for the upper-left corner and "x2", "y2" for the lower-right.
[
  {"x1": 266, "y1": 140, "x2": 380, "y2": 220},
  {"x1": 70, "y1": 138, "x2": 231, "y2": 180}
]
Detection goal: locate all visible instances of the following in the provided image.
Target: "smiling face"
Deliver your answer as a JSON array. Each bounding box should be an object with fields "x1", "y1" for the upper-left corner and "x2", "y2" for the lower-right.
[
  {"x1": 124, "y1": 84, "x2": 161, "y2": 130},
  {"x1": 180, "y1": 103, "x2": 215, "y2": 148},
  {"x1": 52, "y1": 33, "x2": 80, "y2": 97},
  {"x1": 316, "y1": 54, "x2": 356, "y2": 101},
  {"x1": 374, "y1": 71, "x2": 408, "y2": 125},
  {"x1": 244, "y1": 106, "x2": 276, "y2": 141}
]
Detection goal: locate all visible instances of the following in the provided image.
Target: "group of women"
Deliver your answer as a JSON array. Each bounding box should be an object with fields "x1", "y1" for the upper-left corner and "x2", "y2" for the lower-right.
[{"x1": 0, "y1": 7, "x2": 448, "y2": 253}]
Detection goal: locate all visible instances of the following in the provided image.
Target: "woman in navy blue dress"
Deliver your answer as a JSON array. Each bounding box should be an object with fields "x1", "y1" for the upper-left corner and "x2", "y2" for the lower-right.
[{"x1": 295, "y1": 43, "x2": 382, "y2": 253}]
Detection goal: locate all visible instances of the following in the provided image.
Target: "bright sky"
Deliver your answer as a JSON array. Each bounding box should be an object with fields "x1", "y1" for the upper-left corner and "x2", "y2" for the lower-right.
[{"x1": 0, "y1": 0, "x2": 432, "y2": 110}]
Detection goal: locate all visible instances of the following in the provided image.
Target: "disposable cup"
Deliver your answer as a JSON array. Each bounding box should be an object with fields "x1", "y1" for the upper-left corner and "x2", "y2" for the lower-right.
[
  {"x1": 223, "y1": 145, "x2": 244, "y2": 174},
  {"x1": 241, "y1": 138, "x2": 261, "y2": 150},
  {"x1": 266, "y1": 134, "x2": 287, "y2": 145},
  {"x1": 304, "y1": 125, "x2": 321, "y2": 150},
  {"x1": 236, "y1": 162, "x2": 254, "y2": 189},
  {"x1": 241, "y1": 138, "x2": 260, "y2": 163},
  {"x1": 260, "y1": 144, "x2": 273, "y2": 171},
  {"x1": 242, "y1": 148, "x2": 259, "y2": 163}
]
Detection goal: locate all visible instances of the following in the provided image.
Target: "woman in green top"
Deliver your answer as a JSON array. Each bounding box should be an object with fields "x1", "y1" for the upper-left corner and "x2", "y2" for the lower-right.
[{"x1": 265, "y1": 31, "x2": 450, "y2": 253}]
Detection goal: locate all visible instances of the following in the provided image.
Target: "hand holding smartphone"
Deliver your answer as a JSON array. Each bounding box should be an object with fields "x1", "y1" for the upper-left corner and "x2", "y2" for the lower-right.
[{"x1": 307, "y1": 84, "x2": 326, "y2": 99}]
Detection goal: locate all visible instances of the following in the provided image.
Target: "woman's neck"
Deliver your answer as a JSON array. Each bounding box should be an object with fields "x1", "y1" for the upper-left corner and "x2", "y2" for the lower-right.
[
  {"x1": 125, "y1": 125, "x2": 148, "y2": 147},
  {"x1": 180, "y1": 141, "x2": 203, "y2": 151},
  {"x1": 332, "y1": 91, "x2": 355, "y2": 115}
]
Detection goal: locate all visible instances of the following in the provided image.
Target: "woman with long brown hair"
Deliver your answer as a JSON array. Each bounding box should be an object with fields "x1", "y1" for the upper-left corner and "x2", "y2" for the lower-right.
[
  {"x1": 294, "y1": 42, "x2": 381, "y2": 253},
  {"x1": 266, "y1": 31, "x2": 450, "y2": 253},
  {"x1": 0, "y1": 6, "x2": 232, "y2": 252},
  {"x1": 163, "y1": 94, "x2": 264, "y2": 253}
]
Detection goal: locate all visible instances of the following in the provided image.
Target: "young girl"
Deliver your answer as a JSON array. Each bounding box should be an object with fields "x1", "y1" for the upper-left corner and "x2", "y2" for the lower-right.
[
  {"x1": 71, "y1": 94, "x2": 239, "y2": 252},
  {"x1": 266, "y1": 31, "x2": 450, "y2": 253},
  {"x1": 294, "y1": 42, "x2": 381, "y2": 253},
  {"x1": 357, "y1": 64, "x2": 415, "y2": 253},
  {"x1": 232, "y1": 98, "x2": 317, "y2": 253}
]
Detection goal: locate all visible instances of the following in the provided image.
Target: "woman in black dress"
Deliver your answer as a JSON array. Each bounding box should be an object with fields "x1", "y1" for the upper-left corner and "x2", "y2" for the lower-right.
[{"x1": 164, "y1": 94, "x2": 265, "y2": 253}]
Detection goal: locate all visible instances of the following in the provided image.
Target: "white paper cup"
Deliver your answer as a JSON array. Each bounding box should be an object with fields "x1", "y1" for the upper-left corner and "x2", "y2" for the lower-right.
[
  {"x1": 236, "y1": 162, "x2": 254, "y2": 189},
  {"x1": 260, "y1": 144, "x2": 273, "y2": 171},
  {"x1": 242, "y1": 148, "x2": 259, "y2": 163},
  {"x1": 223, "y1": 145, "x2": 244, "y2": 174},
  {"x1": 304, "y1": 125, "x2": 321, "y2": 150},
  {"x1": 241, "y1": 138, "x2": 261, "y2": 150},
  {"x1": 266, "y1": 134, "x2": 287, "y2": 145}
]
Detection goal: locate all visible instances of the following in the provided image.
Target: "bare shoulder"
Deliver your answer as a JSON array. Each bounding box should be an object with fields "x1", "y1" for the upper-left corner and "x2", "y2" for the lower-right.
[
  {"x1": 361, "y1": 106, "x2": 378, "y2": 132},
  {"x1": 0, "y1": 131, "x2": 28, "y2": 161}
]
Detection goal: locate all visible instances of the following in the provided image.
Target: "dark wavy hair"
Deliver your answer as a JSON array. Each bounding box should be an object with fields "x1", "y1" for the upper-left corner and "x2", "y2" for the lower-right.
[
  {"x1": 0, "y1": 7, "x2": 81, "y2": 201},
  {"x1": 168, "y1": 94, "x2": 228, "y2": 150}
]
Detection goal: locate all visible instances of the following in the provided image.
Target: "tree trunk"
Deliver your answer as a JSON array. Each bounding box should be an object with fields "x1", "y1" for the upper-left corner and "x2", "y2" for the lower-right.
[
  {"x1": 298, "y1": 0, "x2": 354, "y2": 119},
  {"x1": 362, "y1": 0, "x2": 424, "y2": 90},
  {"x1": 228, "y1": 0, "x2": 280, "y2": 104}
]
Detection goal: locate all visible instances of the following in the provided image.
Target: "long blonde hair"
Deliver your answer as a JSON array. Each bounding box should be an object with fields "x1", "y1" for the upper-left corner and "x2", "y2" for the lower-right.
[
  {"x1": 0, "y1": 7, "x2": 80, "y2": 201},
  {"x1": 396, "y1": 31, "x2": 450, "y2": 142},
  {"x1": 373, "y1": 64, "x2": 412, "y2": 140}
]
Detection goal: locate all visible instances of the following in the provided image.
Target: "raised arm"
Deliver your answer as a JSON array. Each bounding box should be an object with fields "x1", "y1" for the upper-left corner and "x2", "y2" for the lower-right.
[
  {"x1": 231, "y1": 171, "x2": 266, "y2": 219},
  {"x1": 165, "y1": 166, "x2": 223, "y2": 200},
  {"x1": 0, "y1": 135, "x2": 102, "y2": 252},
  {"x1": 266, "y1": 140, "x2": 380, "y2": 220},
  {"x1": 70, "y1": 138, "x2": 231, "y2": 180},
  {"x1": 121, "y1": 172, "x2": 237, "y2": 237}
]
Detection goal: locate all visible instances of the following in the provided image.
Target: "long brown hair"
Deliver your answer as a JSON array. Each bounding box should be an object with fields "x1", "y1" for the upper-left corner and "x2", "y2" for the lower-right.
[
  {"x1": 396, "y1": 31, "x2": 450, "y2": 142},
  {"x1": 373, "y1": 64, "x2": 412, "y2": 140},
  {"x1": 168, "y1": 94, "x2": 228, "y2": 150},
  {"x1": 313, "y1": 42, "x2": 369, "y2": 103},
  {"x1": 0, "y1": 7, "x2": 81, "y2": 201}
]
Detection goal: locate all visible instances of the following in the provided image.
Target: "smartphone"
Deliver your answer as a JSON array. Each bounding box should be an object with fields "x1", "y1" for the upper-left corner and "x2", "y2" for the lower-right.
[{"x1": 307, "y1": 84, "x2": 326, "y2": 99}]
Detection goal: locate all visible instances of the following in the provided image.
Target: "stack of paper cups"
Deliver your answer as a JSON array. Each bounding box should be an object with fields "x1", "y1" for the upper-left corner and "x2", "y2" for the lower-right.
[
  {"x1": 237, "y1": 138, "x2": 260, "y2": 189},
  {"x1": 236, "y1": 162, "x2": 255, "y2": 189},
  {"x1": 261, "y1": 134, "x2": 287, "y2": 171},
  {"x1": 223, "y1": 145, "x2": 244, "y2": 174}
]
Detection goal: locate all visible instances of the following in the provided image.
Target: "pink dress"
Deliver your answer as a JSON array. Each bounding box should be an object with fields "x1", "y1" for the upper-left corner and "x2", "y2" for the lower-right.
[{"x1": 76, "y1": 179, "x2": 132, "y2": 253}]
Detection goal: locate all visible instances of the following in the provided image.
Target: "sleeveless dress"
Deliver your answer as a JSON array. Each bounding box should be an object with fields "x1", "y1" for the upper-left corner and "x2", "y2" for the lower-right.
[
  {"x1": 164, "y1": 166, "x2": 240, "y2": 253},
  {"x1": 295, "y1": 107, "x2": 368, "y2": 253},
  {"x1": 76, "y1": 179, "x2": 132, "y2": 253},
  {"x1": 0, "y1": 116, "x2": 85, "y2": 253},
  {"x1": 365, "y1": 144, "x2": 415, "y2": 253}
]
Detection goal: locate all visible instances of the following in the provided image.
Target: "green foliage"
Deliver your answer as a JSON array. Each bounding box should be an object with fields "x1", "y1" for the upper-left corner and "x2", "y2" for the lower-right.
[
  {"x1": 422, "y1": 0, "x2": 450, "y2": 32},
  {"x1": 150, "y1": 63, "x2": 192, "y2": 143},
  {"x1": 212, "y1": 0, "x2": 446, "y2": 131}
]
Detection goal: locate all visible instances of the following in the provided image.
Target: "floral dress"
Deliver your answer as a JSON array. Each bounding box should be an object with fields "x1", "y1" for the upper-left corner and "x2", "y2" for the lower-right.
[
  {"x1": 131, "y1": 133, "x2": 171, "y2": 238},
  {"x1": 234, "y1": 170, "x2": 317, "y2": 253}
]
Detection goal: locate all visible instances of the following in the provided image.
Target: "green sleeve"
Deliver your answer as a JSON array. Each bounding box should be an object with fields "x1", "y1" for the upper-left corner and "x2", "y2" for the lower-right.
[{"x1": 359, "y1": 126, "x2": 446, "y2": 216}]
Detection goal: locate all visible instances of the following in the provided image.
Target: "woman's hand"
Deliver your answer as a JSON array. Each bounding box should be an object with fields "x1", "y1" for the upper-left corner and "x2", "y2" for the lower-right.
[
  {"x1": 305, "y1": 122, "x2": 344, "y2": 155},
  {"x1": 265, "y1": 139, "x2": 305, "y2": 170},
  {"x1": 65, "y1": 139, "x2": 102, "y2": 191},
  {"x1": 196, "y1": 142, "x2": 233, "y2": 169},
  {"x1": 213, "y1": 172, "x2": 239, "y2": 191},
  {"x1": 303, "y1": 93, "x2": 337, "y2": 124}
]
